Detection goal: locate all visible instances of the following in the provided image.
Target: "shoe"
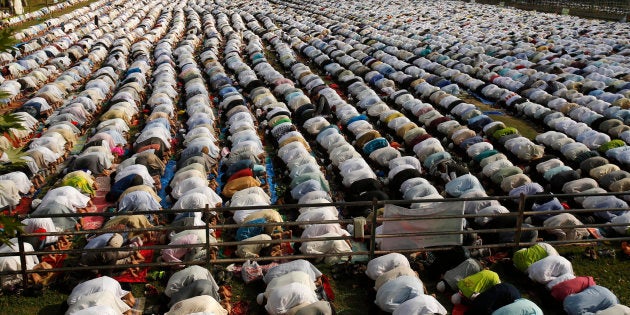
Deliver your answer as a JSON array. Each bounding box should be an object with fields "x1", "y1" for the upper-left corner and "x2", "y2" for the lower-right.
[
  {"x1": 583, "y1": 247, "x2": 598, "y2": 260},
  {"x1": 597, "y1": 248, "x2": 616, "y2": 258},
  {"x1": 215, "y1": 270, "x2": 227, "y2": 285}
]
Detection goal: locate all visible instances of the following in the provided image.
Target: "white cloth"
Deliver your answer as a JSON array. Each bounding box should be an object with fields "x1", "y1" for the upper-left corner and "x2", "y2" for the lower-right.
[
  {"x1": 366, "y1": 253, "x2": 411, "y2": 280},
  {"x1": 299, "y1": 232, "x2": 352, "y2": 265},
  {"x1": 296, "y1": 207, "x2": 338, "y2": 229},
  {"x1": 0, "y1": 238, "x2": 39, "y2": 287},
  {"x1": 40, "y1": 186, "x2": 90, "y2": 210},
  {"x1": 165, "y1": 265, "x2": 219, "y2": 298},
  {"x1": 171, "y1": 177, "x2": 208, "y2": 200},
  {"x1": 392, "y1": 294, "x2": 447, "y2": 315},
  {"x1": 0, "y1": 180, "x2": 21, "y2": 208},
  {"x1": 528, "y1": 255, "x2": 574, "y2": 285},
  {"x1": 65, "y1": 291, "x2": 131, "y2": 315},
  {"x1": 114, "y1": 164, "x2": 155, "y2": 186},
  {"x1": 68, "y1": 305, "x2": 121, "y2": 315},
  {"x1": 265, "y1": 282, "x2": 318, "y2": 315},
  {"x1": 21, "y1": 217, "x2": 58, "y2": 245},
  {"x1": 264, "y1": 260, "x2": 322, "y2": 284},
  {"x1": 375, "y1": 275, "x2": 424, "y2": 313},
  {"x1": 0, "y1": 172, "x2": 32, "y2": 194},
  {"x1": 173, "y1": 192, "x2": 221, "y2": 210},
  {"x1": 182, "y1": 187, "x2": 222, "y2": 207},
  {"x1": 301, "y1": 224, "x2": 349, "y2": 239},
  {"x1": 67, "y1": 276, "x2": 129, "y2": 305},
  {"x1": 264, "y1": 271, "x2": 316, "y2": 299},
  {"x1": 165, "y1": 295, "x2": 227, "y2": 315}
]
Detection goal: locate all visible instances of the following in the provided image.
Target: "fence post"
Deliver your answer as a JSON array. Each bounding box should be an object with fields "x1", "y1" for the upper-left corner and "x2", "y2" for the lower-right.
[
  {"x1": 514, "y1": 193, "x2": 526, "y2": 247},
  {"x1": 369, "y1": 198, "x2": 378, "y2": 260},
  {"x1": 204, "y1": 204, "x2": 211, "y2": 265},
  {"x1": 16, "y1": 231, "x2": 28, "y2": 289}
]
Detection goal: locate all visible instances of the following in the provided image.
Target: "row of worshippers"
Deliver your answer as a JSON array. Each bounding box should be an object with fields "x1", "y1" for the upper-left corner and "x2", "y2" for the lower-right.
[
  {"x1": 1, "y1": 0, "x2": 128, "y2": 107},
  {"x1": 72, "y1": 1, "x2": 218, "y2": 275},
  {"x1": 282, "y1": 0, "x2": 630, "y2": 129},
  {"x1": 365, "y1": 252, "x2": 543, "y2": 314},
  {"x1": 1, "y1": 0, "x2": 90, "y2": 29},
  {"x1": 271, "y1": 14, "x2": 536, "y2": 247},
  {"x1": 157, "y1": 3, "x2": 223, "y2": 265},
  {"x1": 244, "y1": 3, "x2": 520, "y2": 252},
  {"x1": 259, "y1": 0, "x2": 630, "y2": 241},
  {"x1": 63, "y1": 267, "x2": 227, "y2": 315},
  {"x1": 511, "y1": 243, "x2": 629, "y2": 314},
  {"x1": 62, "y1": 260, "x2": 336, "y2": 315},
  {"x1": 239, "y1": 16, "x2": 355, "y2": 262},
  {"x1": 0, "y1": 0, "x2": 159, "y2": 210},
  {"x1": 0, "y1": 0, "x2": 172, "y2": 290},
  {"x1": 78, "y1": 2, "x2": 178, "y2": 276},
  {"x1": 257, "y1": 259, "x2": 334, "y2": 315},
  {"x1": 283, "y1": 0, "x2": 630, "y2": 174},
  {"x1": 210, "y1": 10, "x2": 285, "y2": 262}
]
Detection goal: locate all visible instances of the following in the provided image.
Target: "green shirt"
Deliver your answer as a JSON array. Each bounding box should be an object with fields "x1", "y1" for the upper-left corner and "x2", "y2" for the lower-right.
[{"x1": 513, "y1": 244, "x2": 548, "y2": 272}]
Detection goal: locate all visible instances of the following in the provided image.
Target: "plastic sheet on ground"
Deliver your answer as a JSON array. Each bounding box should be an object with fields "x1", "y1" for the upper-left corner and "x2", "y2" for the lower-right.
[{"x1": 380, "y1": 203, "x2": 464, "y2": 250}]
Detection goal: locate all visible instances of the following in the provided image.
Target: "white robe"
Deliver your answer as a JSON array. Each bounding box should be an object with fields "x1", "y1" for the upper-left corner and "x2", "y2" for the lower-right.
[{"x1": 0, "y1": 238, "x2": 38, "y2": 288}]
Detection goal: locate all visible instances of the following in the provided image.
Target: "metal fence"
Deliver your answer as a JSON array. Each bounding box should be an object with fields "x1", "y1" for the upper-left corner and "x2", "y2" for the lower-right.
[
  {"x1": 2, "y1": 191, "x2": 630, "y2": 289},
  {"x1": 469, "y1": 0, "x2": 630, "y2": 20}
]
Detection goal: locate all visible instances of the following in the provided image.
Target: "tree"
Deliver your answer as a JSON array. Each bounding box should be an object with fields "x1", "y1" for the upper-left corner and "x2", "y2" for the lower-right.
[
  {"x1": 0, "y1": 216, "x2": 24, "y2": 245},
  {"x1": 0, "y1": 28, "x2": 24, "y2": 246},
  {"x1": 0, "y1": 27, "x2": 16, "y2": 52}
]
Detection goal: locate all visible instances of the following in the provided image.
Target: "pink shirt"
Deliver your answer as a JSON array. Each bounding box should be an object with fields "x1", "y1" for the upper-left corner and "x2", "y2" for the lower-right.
[{"x1": 161, "y1": 234, "x2": 198, "y2": 263}]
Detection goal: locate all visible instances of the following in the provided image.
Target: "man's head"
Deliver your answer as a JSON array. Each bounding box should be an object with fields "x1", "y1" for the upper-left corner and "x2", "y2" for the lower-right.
[
  {"x1": 130, "y1": 174, "x2": 144, "y2": 187},
  {"x1": 32, "y1": 199, "x2": 42, "y2": 209},
  {"x1": 109, "y1": 233, "x2": 124, "y2": 248}
]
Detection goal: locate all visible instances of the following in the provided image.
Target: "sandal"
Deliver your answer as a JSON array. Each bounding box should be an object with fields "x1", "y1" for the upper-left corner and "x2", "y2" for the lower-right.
[
  {"x1": 597, "y1": 248, "x2": 616, "y2": 258},
  {"x1": 215, "y1": 270, "x2": 227, "y2": 285},
  {"x1": 583, "y1": 247, "x2": 598, "y2": 260}
]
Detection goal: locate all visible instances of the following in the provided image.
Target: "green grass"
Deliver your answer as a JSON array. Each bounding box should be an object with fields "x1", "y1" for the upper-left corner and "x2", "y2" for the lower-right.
[
  {"x1": 461, "y1": 93, "x2": 542, "y2": 140},
  {"x1": 0, "y1": 289, "x2": 69, "y2": 315},
  {"x1": 7, "y1": 0, "x2": 98, "y2": 33}
]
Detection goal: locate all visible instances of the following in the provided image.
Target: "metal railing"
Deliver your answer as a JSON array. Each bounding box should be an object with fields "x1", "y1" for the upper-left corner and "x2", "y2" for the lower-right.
[{"x1": 2, "y1": 191, "x2": 630, "y2": 289}]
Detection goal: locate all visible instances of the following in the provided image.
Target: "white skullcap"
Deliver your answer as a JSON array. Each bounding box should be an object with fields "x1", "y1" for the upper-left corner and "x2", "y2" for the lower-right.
[
  {"x1": 31, "y1": 199, "x2": 42, "y2": 209},
  {"x1": 256, "y1": 293, "x2": 264, "y2": 305},
  {"x1": 108, "y1": 233, "x2": 124, "y2": 248}
]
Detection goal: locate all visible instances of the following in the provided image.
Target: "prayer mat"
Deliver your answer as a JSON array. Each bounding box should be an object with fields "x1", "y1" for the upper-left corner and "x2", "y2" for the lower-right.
[
  {"x1": 112, "y1": 246, "x2": 155, "y2": 283},
  {"x1": 158, "y1": 160, "x2": 176, "y2": 208},
  {"x1": 6, "y1": 196, "x2": 32, "y2": 215},
  {"x1": 467, "y1": 90, "x2": 495, "y2": 105}
]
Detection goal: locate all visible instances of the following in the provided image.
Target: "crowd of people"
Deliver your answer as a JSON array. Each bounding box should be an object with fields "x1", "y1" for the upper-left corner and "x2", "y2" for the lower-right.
[{"x1": 0, "y1": 0, "x2": 629, "y2": 313}]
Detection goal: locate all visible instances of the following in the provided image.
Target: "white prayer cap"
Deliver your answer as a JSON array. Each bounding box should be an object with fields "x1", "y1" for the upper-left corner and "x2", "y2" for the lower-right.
[{"x1": 31, "y1": 199, "x2": 42, "y2": 209}]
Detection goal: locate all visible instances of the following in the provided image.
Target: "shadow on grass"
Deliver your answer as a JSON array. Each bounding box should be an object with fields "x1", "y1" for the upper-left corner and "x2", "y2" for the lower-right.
[{"x1": 38, "y1": 302, "x2": 66, "y2": 315}]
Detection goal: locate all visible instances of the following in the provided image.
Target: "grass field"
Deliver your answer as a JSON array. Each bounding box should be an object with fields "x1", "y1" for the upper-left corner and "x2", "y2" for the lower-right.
[{"x1": 4, "y1": 0, "x2": 98, "y2": 33}]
